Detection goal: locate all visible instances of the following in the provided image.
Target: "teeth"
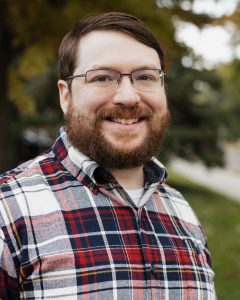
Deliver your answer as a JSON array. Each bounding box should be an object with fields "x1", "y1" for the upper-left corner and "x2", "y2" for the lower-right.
[{"x1": 112, "y1": 118, "x2": 139, "y2": 125}]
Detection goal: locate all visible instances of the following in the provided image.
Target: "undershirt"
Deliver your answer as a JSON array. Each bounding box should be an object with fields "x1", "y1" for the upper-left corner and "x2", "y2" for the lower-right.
[{"x1": 125, "y1": 188, "x2": 145, "y2": 207}]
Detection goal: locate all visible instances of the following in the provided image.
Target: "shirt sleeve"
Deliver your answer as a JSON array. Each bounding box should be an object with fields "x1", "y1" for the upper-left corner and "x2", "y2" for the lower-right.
[{"x1": 0, "y1": 228, "x2": 20, "y2": 299}]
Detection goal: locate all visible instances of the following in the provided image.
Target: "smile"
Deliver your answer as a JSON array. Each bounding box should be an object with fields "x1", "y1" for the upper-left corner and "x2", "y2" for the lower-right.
[{"x1": 111, "y1": 118, "x2": 140, "y2": 125}]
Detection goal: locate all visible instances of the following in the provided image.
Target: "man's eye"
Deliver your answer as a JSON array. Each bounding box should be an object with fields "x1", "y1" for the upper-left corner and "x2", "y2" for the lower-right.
[
  {"x1": 137, "y1": 74, "x2": 155, "y2": 81},
  {"x1": 91, "y1": 76, "x2": 113, "y2": 82}
]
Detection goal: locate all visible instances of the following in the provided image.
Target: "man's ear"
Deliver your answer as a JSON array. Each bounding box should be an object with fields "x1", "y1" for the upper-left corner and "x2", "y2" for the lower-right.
[{"x1": 57, "y1": 80, "x2": 71, "y2": 114}]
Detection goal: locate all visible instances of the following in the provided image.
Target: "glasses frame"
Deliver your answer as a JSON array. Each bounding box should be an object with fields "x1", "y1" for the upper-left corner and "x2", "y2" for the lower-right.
[{"x1": 65, "y1": 68, "x2": 165, "y2": 89}]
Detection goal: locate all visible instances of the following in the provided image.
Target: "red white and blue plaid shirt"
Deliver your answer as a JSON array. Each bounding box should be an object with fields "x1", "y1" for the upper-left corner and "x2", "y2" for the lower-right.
[{"x1": 0, "y1": 128, "x2": 215, "y2": 299}]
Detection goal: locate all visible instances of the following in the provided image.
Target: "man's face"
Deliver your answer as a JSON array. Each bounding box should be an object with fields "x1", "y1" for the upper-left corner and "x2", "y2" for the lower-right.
[{"x1": 58, "y1": 30, "x2": 169, "y2": 169}]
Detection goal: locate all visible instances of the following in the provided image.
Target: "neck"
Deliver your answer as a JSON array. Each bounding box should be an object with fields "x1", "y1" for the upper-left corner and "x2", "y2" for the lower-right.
[{"x1": 108, "y1": 166, "x2": 144, "y2": 190}]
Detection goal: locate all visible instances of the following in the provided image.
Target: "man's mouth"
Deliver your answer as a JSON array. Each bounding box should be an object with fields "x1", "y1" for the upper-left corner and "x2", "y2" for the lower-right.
[
  {"x1": 98, "y1": 106, "x2": 152, "y2": 126},
  {"x1": 109, "y1": 118, "x2": 141, "y2": 125}
]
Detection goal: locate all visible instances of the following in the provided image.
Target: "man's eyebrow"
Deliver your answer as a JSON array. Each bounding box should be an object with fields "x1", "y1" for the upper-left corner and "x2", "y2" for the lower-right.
[
  {"x1": 86, "y1": 64, "x2": 161, "y2": 71},
  {"x1": 134, "y1": 65, "x2": 161, "y2": 70}
]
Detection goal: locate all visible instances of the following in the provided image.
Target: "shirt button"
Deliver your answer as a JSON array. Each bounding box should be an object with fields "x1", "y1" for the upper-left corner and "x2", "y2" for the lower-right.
[{"x1": 151, "y1": 264, "x2": 157, "y2": 274}]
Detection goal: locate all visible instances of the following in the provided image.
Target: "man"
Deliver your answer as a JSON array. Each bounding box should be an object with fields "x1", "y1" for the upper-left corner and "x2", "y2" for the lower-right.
[{"x1": 0, "y1": 12, "x2": 215, "y2": 299}]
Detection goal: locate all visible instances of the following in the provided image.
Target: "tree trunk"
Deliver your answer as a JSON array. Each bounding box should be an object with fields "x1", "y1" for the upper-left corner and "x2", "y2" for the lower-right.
[{"x1": 0, "y1": 1, "x2": 21, "y2": 173}]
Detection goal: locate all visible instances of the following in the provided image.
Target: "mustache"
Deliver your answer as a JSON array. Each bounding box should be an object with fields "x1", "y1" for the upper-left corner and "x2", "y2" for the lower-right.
[{"x1": 96, "y1": 105, "x2": 154, "y2": 120}]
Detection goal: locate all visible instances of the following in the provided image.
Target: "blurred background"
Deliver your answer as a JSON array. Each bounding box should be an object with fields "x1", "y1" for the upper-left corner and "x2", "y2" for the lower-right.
[{"x1": 0, "y1": 0, "x2": 239, "y2": 298}]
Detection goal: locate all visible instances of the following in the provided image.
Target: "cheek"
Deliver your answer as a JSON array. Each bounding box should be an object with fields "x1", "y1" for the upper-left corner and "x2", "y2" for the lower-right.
[
  {"x1": 71, "y1": 89, "x2": 109, "y2": 114},
  {"x1": 145, "y1": 93, "x2": 167, "y2": 112}
]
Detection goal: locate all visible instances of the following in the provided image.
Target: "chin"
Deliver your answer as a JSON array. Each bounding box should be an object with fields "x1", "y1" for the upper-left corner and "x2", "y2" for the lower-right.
[
  {"x1": 104, "y1": 133, "x2": 146, "y2": 146},
  {"x1": 107, "y1": 140, "x2": 144, "y2": 152}
]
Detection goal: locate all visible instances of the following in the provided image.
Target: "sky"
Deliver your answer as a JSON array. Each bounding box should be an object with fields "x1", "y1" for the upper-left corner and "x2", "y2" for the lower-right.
[{"x1": 175, "y1": 0, "x2": 240, "y2": 69}]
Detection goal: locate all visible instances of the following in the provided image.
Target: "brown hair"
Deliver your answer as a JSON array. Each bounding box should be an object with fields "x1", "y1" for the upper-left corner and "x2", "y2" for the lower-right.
[{"x1": 58, "y1": 12, "x2": 165, "y2": 80}]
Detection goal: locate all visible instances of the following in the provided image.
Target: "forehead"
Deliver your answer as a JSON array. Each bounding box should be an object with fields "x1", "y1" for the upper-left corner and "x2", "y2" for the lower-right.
[{"x1": 75, "y1": 30, "x2": 161, "y2": 71}]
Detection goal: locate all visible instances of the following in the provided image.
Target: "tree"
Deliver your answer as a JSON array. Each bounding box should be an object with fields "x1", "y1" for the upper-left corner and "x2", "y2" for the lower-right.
[
  {"x1": 154, "y1": 0, "x2": 226, "y2": 165},
  {"x1": 216, "y1": 2, "x2": 240, "y2": 141},
  {"x1": 0, "y1": 0, "x2": 77, "y2": 172},
  {"x1": 0, "y1": 1, "x2": 20, "y2": 172},
  {"x1": 218, "y1": 59, "x2": 240, "y2": 141}
]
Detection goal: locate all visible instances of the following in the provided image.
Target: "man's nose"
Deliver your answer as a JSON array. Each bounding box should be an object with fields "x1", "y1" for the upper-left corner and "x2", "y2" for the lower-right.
[{"x1": 112, "y1": 76, "x2": 141, "y2": 106}]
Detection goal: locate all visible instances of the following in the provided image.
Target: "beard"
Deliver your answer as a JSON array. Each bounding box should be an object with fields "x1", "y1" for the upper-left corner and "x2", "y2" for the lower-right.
[{"x1": 64, "y1": 102, "x2": 170, "y2": 169}]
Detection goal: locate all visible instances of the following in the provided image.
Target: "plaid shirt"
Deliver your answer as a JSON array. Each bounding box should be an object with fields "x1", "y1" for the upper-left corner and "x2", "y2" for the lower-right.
[{"x1": 0, "y1": 128, "x2": 215, "y2": 299}]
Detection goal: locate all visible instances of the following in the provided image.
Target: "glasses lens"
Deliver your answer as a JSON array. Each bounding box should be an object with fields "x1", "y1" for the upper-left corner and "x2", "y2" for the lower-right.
[
  {"x1": 86, "y1": 69, "x2": 119, "y2": 87},
  {"x1": 132, "y1": 69, "x2": 163, "y2": 90}
]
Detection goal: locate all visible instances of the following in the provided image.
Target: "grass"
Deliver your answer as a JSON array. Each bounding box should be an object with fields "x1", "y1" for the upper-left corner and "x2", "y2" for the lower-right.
[{"x1": 168, "y1": 171, "x2": 240, "y2": 300}]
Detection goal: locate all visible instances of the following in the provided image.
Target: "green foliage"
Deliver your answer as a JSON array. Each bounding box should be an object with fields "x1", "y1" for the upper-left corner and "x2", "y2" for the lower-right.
[
  {"x1": 162, "y1": 58, "x2": 225, "y2": 166},
  {"x1": 217, "y1": 59, "x2": 240, "y2": 140}
]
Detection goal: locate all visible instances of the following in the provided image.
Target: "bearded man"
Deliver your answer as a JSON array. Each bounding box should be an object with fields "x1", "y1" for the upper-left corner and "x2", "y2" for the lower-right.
[{"x1": 0, "y1": 12, "x2": 215, "y2": 299}]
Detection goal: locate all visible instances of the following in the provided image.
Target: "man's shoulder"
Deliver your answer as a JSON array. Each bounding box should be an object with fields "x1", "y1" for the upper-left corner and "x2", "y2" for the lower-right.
[
  {"x1": 161, "y1": 183, "x2": 185, "y2": 200},
  {"x1": 0, "y1": 151, "x2": 64, "y2": 189},
  {"x1": 159, "y1": 183, "x2": 201, "y2": 227},
  {"x1": 0, "y1": 128, "x2": 71, "y2": 188}
]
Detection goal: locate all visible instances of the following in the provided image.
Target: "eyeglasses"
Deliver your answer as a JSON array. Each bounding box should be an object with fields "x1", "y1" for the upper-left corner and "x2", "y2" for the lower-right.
[{"x1": 65, "y1": 68, "x2": 165, "y2": 91}]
